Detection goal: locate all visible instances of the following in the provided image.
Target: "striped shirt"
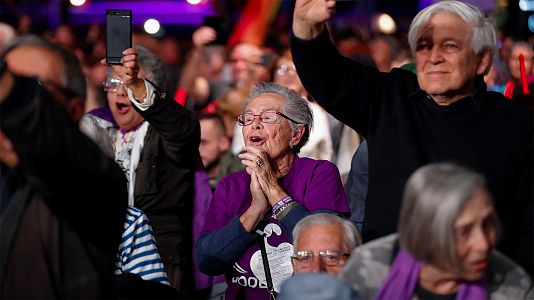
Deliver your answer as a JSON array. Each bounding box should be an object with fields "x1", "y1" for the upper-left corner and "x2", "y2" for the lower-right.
[{"x1": 115, "y1": 206, "x2": 170, "y2": 285}]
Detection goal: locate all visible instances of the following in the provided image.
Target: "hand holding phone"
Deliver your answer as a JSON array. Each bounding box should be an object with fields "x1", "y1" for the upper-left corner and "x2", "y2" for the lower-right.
[{"x1": 106, "y1": 10, "x2": 132, "y2": 64}]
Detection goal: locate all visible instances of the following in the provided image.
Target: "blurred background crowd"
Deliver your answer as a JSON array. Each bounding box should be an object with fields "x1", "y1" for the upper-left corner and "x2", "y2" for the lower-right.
[
  {"x1": 1, "y1": 0, "x2": 532, "y2": 182},
  {"x1": 0, "y1": 0, "x2": 533, "y2": 299}
]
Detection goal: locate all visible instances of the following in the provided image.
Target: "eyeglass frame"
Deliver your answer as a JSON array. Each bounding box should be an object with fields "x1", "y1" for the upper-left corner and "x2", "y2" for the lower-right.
[
  {"x1": 236, "y1": 110, "x2": 300, "y2": 126},
  {"x1": 290, "y1": 249, "x2": 350, "y2": 268},
  {"x1": 102, "y1": 78, "x2": 125, "y2": 93}
]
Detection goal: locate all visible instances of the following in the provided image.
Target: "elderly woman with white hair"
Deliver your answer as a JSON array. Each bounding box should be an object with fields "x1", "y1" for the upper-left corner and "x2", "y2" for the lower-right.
[
  {"x1": 340, "y1": 163, "x2": 533, "y2": 299},
  {"x1": 195, "y1": 82, "x2": 350, "y2": 299}
]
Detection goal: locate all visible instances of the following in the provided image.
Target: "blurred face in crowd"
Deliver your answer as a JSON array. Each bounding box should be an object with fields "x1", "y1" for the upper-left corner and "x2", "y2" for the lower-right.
[
  {"x1": 292, "y1": 223, "x2": 350, "y2": 276},
  {"x1": 415, "y1": 12, "x2": 490, "y2": 105},
  {"x1": 106, "y1": 69, "x2": 145, "y2": 130},
  {"x1": 369, "y1": 38, "x2": 392, "y2": 72},
  {"x1": 5, "y1": 45, "x2": 64, "y2": 88},
  {"x1": 5, "y1": 44, "x2": 84, "y2": 122},
  {"x1": 499, "y1": 36, "x2": 514, "y2": 62},
  {"x1": 54, "y1": 25, "x2": 75, "y2": 50},
  {"x1": 453, "y1": 187, "x2": 497, "y2": 281},
  {"x1": 199, "y1": 118, "x2": 230, "y2": 170},
  {"x1": 274, "y1": 56, "x2": 304, "y2": 95},
  {"x1": 160, "y1": 37, "x2": 181, "y2": 65},
  {"x1": 508, "y1": 45, "x2": 533, "y2": 81},
  {"x1": 230, "y1": 43, "x2": 262, "y2": 85},
  {"x1": 3, "y1": 44, "x2": 83, "y2": 167},
  {"x1": 241, "y1": 93, "x2": 301, "y2": 161}
]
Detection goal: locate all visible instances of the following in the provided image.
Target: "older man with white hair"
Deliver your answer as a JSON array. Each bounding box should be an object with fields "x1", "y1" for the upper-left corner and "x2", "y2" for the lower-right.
[
  {"x1": 291, "y1": 0, "x2": 533, "y2": 274},
  {"x1": 291, "y1": 213, "x2": 361, "y2": 276}
]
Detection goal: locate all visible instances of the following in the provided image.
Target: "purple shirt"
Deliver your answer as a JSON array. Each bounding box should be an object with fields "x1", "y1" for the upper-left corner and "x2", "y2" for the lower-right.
[{"x1": 202, "y1": 156, "x2": 350, "y2": 299}]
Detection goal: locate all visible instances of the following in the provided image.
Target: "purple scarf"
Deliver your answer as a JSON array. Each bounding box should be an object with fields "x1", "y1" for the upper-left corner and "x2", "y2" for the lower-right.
[{"x1": 375, "y1": 248, "x2": 488, "y2": 300}]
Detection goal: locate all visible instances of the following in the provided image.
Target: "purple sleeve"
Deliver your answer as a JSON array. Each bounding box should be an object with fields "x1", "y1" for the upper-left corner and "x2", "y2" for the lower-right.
[
  {"x1": 301, "y1": 161, "x2": 351, "y2": 214},
  {"x1": 194, "y1": 175, "x2": 257, "y2": 275},
  {"x1": 201, "y1": 176, "x2": 237, "y2": 233}
]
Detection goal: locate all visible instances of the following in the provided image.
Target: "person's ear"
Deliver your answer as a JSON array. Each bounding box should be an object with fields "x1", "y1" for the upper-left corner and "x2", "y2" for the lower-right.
[
  {"x1": 289, "y1": 125, "x2": 306, "y2": 149},
  {"x1": 477, "y1": 48, "x2": 493, "y2": 76},
  {"x1": 67, "y1": 96, "x2": 86, "y2": 123}
]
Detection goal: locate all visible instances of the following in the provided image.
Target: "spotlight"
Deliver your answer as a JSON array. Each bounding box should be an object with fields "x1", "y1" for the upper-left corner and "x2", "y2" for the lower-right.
[
  {"x1": 519, "y1": 0, "x2": 534, "y2": 11},
  {"x1": 376, "y1": 13, "x2": 396, "y2": 34},
  {"x1": 144, "y1": 19, "x2": 160, "y2": 35},
  {"x1": 186, "y1": 0, "x2": 202, "y2": 5},
  {"x1": 70, "y1": 0, "x2": 86, "y2": 6}
]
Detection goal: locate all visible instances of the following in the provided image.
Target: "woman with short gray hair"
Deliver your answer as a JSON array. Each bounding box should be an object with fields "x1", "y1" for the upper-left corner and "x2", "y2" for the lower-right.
[
  {"x1": 195, "y1": 82, "x2": 349, "y2": 299},
  {"x1": 244, "y1": 82, "x2": 313, "y2": 154},
  {"x1": 340, "y1": 163, "x2": 532, "y2": 299}
]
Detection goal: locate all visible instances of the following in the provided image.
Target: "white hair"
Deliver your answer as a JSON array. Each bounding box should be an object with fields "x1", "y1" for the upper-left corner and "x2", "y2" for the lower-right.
[
  {"x1": 293, "y1": 213, "x2": 362, "y2": 251},
  {"x1": 408, "y1": 0, "x2": 497, "y2": 73},
  {"x1": 398, "y1": 162, "x2": 499, "y2": 272},
  {"x1": 244, "y1": 82, "x2": 313, "y2": 154}
]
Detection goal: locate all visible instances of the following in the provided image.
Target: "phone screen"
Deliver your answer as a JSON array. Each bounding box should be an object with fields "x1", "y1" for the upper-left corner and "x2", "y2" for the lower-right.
[{"x1": 106, "y1": 10, "x2": 132, "y2": 64}]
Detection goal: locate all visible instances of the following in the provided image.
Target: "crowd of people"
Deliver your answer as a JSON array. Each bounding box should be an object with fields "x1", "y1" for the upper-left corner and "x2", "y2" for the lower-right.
[{"x1": 0, "y1": 0, "x2": 532, "y2": 299}]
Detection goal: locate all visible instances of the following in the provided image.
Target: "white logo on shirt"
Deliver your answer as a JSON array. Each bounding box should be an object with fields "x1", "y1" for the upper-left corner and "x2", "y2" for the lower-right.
[{"x1": 249, "y1": 223, "x2": 293, "y2": 293}]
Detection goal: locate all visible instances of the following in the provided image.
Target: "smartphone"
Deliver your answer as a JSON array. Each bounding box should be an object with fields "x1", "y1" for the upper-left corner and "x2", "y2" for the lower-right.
[
  {"x1": 106, "y1": 10, "x2": 132, "y2": 64},
  {"x1": 203, "y1": 16, "x2": 229, "y2": 46}
]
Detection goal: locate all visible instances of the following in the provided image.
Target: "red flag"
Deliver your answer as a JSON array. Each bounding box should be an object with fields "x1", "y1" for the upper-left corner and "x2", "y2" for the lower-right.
[
  {"x1": 227, "y1": 0, "x2": 281, "y2": 47},
  {"x1": 518, "y1": 54, "x2": 530, "y2": 95}
]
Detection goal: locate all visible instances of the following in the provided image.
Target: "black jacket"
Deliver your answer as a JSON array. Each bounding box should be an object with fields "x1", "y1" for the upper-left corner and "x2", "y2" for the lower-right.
[
  {"x1": 291, "y1": 29, "x2": 533, "y2": 274},
  {"x1": 0, "y1": 76, "x2": 127, "y2": 298},
  {"x1": 131, "y1": 85, "x2": 201, "y2": 292}
]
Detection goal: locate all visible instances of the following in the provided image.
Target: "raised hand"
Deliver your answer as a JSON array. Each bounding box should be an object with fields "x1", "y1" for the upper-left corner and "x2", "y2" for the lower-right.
[
  {"x1": 293, "y1": 0, "x2": 336, "y2": 40},
  {"x1": 101, "y1": 48, "x2": 146, "y2": 101},
  {"x1": 193, "y1": 26, "x2": 217, "y2": 48},
  {"x1": 239, "y1": 145, "x2": 287, "y2": 205},
  {"x1": 249, "y1": 170, "x2": 270, "y2": 216},
  {"x1": 240, "y1": 170, "x2": 270, "y2": 232}
]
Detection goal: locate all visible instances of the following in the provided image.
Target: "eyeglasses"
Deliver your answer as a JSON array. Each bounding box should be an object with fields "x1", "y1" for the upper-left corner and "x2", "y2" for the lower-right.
[
  {"x1": 103, "y1": 78, "x2": 124, "y2": 92},
  {"x1": 290, "y1": 250, "x2": 350, "y2": 268},
  {"x1": 276, "y1": 64, "x2": 297, "y2": 76},
  {"x1": 236, "y1": 110, "x2": 300, "y2": 126}
]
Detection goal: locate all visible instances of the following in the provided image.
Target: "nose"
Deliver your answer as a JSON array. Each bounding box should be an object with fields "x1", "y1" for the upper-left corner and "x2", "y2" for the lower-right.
[
  {"x1": 232, "y1": 59, "x2": 247, "y2": 71},
  {"x1": 307, "y1": 256, "x2": 325, "y2": 273},
  {"x1": 472, "y1": 227, "x2": 491, "y2": 253},
  {"x1": 116, "y1": 84, "x2": 127, "y2": 97},
  {"x1": 428, "y1": 46, "x2": 443, "y2": 64},
  {"x1": 250, "y1": 115, "x2": 263, "y2": 129}
]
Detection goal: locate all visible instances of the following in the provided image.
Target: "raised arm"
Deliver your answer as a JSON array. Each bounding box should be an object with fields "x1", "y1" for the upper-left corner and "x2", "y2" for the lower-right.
[
  {"x1": 110, "y1": 48, "x2": 201, "y2": 163},
  {"x1": 178, "y1": 26, "x2": 217, "y2": 106},
  {"x1": 292, "y1": 0, "x2": 336, "y2": 40},
  {"x1": 0, "y1": 73, "x2": 127, "y2": 255}
]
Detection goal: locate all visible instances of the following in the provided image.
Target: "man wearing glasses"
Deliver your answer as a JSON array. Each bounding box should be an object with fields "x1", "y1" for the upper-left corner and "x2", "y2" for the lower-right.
[{"x1": 291, "y1": 213, "x2": 361, "y2": 275}]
